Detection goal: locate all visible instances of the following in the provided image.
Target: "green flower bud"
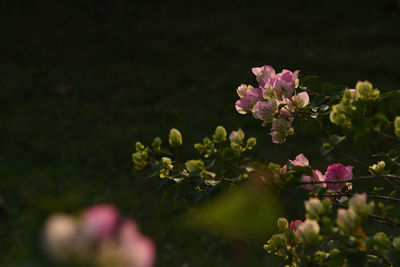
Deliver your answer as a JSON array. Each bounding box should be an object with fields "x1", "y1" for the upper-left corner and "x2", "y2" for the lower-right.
[
  {"x1": 373, "y1": 232, "x2": 391, "y2": 247},
  {"x1": 395, "y1": 116, "x2": 400, "y2": 138},
  {"x1": 169, "y1": 128, "x2": 183, "y2": 147},
  {"x1": 245, "y1": 137, "x2": 257, "y2": 150},
  {"x1": 135, "y1": 141, "x2": 145, "y2": 152},
  {"x1": 369, "y1": 160, "x2": 385, "y2": 174},
  {"x1": 267, "y1": 162, "x2": 282, "y2": 173},
  {"x1": 277, "y1": 217, "x2": 289, "y2": 232},
  {"x1": 213, "y1": 126, "x2": 227, "y2": 143},
  {"x1": 194, "y1": 137, "x2": 216, "y2": 158},
  {"x1": 393, "y1": 237, "x2": 400, "y2": 249},
  {"x1": 268, "y1": 234, "x2": 286, "y2": 251},
  {"x1": 159, "y1": 157, "x2": 173, "y2": 178},
  {"x1": 229, "y1": 129, "x2": 245, "y2": 149},
  {"x1": 356, "y1": 80, "x2": 380, "y2": 102},
  {"x1": 336, "y1": 208, "x2": 357, "y2": 234},
  {"x1": 349, "y1": 194, "x2": 374, "y2": 216},
  {"x1": 185, "y1": 159, "x2": 204, "y2": 173},
  {"x1": 132, "y1": 151, "x2": 148, "y2": 170},
  {"x1": 296, "y1": 219, "x2": 320, "y2": 245},
  {"x1": 305, "y1": 198, "x2": 324, "y2": 219},
  {"x1": 152, "y1": 137, "x2": 162, "y2": 151}
]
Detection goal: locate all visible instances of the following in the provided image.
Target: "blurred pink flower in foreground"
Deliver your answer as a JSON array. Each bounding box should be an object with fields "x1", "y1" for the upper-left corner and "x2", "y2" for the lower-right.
[
  {"x1": 43, "y1": 204, "x2": 155, "y2": 267},
  {"x1": 289, "y1": 220, "x2": 303, "y2": 231}
]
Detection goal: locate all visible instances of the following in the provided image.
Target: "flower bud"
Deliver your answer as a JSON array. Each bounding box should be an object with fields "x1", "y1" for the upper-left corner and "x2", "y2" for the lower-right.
[
  {"x1": 213, "y1": 126, "x2": 227, "y2": 143},
  {"x1": 132, "y1": 151, "x2": 148, "y2": 170},
  {"x1": 277, "y1": 217, "x2": 289, "y2": 232},
  {"x1": 135, "y1": 141, "x2": 145, "y2": 152},
  {"x1": 246, "y1": 137, "x2": 257, "y2": 150},
  {"x1": 349, "y1": 193, "x2": 374, "y2": 216},
  {"x1": 356, "y1": 80, "x2": 380, "y2": 102},
  {"x1": 152, "y1": 137, "x2": 162, "y2": 151},
  {"x1": 369, "y1": 160, "x2": 385, "y2": 174},
  {"x1": 395, "y1": 116, "x2": 400, "y2": 138},
  {"x1": 336, "y1": 208, "x2": 357, "y2": 234},
  {"x1": 229, "y1": 129, "x2": 245, "y2": 147},
  {"x1": 373, "y1": 232, "x2": 391, "y2": 248},
  {"x1": 169, "y1": 128, "x2": 183, "y2": 147},
  {"x1": 296, "y1": 219, "x2": 320, "y2": 245},
  {"x1": 305, "y1": 198, "x2": 324, "y2": 219},
  {"x1": 393, "y1": 237, "x2": 400, "y2": 249}
]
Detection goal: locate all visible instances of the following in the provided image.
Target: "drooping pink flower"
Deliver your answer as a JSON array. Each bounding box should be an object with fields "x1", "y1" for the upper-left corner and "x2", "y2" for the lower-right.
[
  {"x1": 280, "y1": 69, "x2": 300, "y2": 97},
  {"x1": 235, "y1": 87, "x2": 263, "y2": 114},
  {"x1": 81, "y1": 204, "x2": 120, "y2": 241},
  {"x1": 325, "y1": 163, "x2": 354, "y2": 192},
  {"x1": 289, "y1": 220, "x2": 303, "y2": 231},
  {"x1": 301, "y1": 170, "x2": 326, "y2": 191}
]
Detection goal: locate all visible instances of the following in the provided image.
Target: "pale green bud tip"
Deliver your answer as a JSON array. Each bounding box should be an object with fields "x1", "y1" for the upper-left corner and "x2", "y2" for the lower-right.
[
  {"x1": 213, "y1": 126, "x2": 227, "y2": 143},
  {"x1": 336, "y1": 208, "x2": 357, "y2": 233},
  {"x1": 393, "y1": 237, "x2": 400, "y2": 249},
  {"x1": 296, "y1": 219, "x2": 320, "y2": 244},
  {"x1": 277, "y1": 217, "x2": 289, "y2": 232},
  {"x1": 152, "y1": 137, "x2": 162, "y2": 150},
  {"x1": 229, "y1": 129, "x2": 245, "y2": 145},
  {"x1": 246, "y1": 137, "x2": 257, "y2": 150},
  {"x1": 369, "y1": 160, "x2": 385, "y2": 174},
  {"x1": 349, "y1": 193, "x2": 374, "y2": 216},
  {"x1": 356, "y1": 80, "x2": 380, "y2": 102},
  {"x1": 305, "y1": 198, "x2": 324, "y2": 219},
  {"x1": 169, "y1": 128, "x2": 183, "y2": 147},
  {"x1": 373, "y1": 232, "x2": 390, "y2": 245},
  {"x1": 135, "y1": 141, "x2": 145, "y2": 151},
  {"x1": 395, "y1": 116, "x2": 400, "y2": 137}
]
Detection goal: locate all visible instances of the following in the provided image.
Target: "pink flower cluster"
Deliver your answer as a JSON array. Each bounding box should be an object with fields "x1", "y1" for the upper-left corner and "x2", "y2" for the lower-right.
[
  {"x1": 43, "y1": 204, "x2": 155, "y2": 267},
  {"x1": 235, "y1": 65, "x2": 310, "y2": 143},
  {"x1": 284, "y1": 154, "x2": 354, "y2": 192}
]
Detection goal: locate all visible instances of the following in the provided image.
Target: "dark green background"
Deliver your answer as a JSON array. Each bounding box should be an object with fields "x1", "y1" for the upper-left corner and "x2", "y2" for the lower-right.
[{"x1": 1, "y1": 0, "x2": 399, "y2": 266}]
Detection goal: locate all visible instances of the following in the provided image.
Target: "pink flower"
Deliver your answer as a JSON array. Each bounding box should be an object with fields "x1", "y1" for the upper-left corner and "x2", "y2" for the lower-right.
[
  {"x1": 289, "y1": 220, "x2": 303, "y2": 231},
  {"x1": 118, "y1": 220, "x2": 156, "y2": 267},
  {"x1": 253, "y1": 100, "x2": 278, "y2": 124},
  {"x1": 301, "y1": 170, "x2": 326, "y2": 191},
  {"x1": 252, "y1": 65, "x2": 275, "y2": 82},
  {"x1": 290, "y1": 153, "x2": 309, "y2": 167},
  {"x1": 81, "y1": 204, "x2": 120, "y2": 241},
  {"x1": 325, "y1": 163, "x2": 354, "y2": 192},
  {"x1": 235, "y1": 88, "x2": 263, "y2": 114},
  {"x1": 292, "y1": 92, "x2": 310, "y2": 109}
]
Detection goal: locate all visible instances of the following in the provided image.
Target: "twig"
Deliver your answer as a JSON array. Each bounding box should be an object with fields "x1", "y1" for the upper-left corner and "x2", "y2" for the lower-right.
[
  {"x1": 298, "y1": 174, "x2": 400, "y2": 185},
  {"x1": 370, "y1": 127, "x2": 400, "y2": 141},
  {"x1": 322, "y1": 193, "x2": 400, "y2": 203},
  {"x1": 332, "y1": 150, "x2": 369, "y2": 167}
]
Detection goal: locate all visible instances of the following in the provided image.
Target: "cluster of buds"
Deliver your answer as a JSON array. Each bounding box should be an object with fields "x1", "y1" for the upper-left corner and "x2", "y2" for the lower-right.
[
  {"x1": 235, "y1": 65, "x2": 309, "y2": 144},
  {"x1": 283, "y1": 154, "x2": 354, "y2": 192},
  {"x1": 330, "y1": 81, "x2": 380, "y2": 127},
  {"x1": 264, "y1": 195, "x2": 400, "y2": 265},
  {"x1": 43, "y1": 204, "x2": 155, "y2": 267}
]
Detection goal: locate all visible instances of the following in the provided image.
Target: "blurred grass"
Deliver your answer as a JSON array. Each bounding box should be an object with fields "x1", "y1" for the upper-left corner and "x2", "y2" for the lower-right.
[{"x1": 0, "y1": 0, "x2": 399, "y2": 266}]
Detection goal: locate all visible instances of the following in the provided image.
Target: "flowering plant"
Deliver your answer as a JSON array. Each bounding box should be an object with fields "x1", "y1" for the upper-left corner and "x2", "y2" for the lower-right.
[{"x1": 132, "y1": 65, "x2": 400, "y2": 266}]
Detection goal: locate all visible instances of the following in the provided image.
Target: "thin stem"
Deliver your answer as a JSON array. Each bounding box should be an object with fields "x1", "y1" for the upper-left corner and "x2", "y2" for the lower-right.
[
  {"x1": 332, "y1": 150, "x2": 369, "y2": 167},
  {"x1": 299, "y1": 174, "x2": 400, "y2": 185},
  {"x1": 370, "y1": 127, "x2": 400, "y2": 141},
  {"x1": 322, "y1": 193, "x2": 400, "y2": 203}
]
